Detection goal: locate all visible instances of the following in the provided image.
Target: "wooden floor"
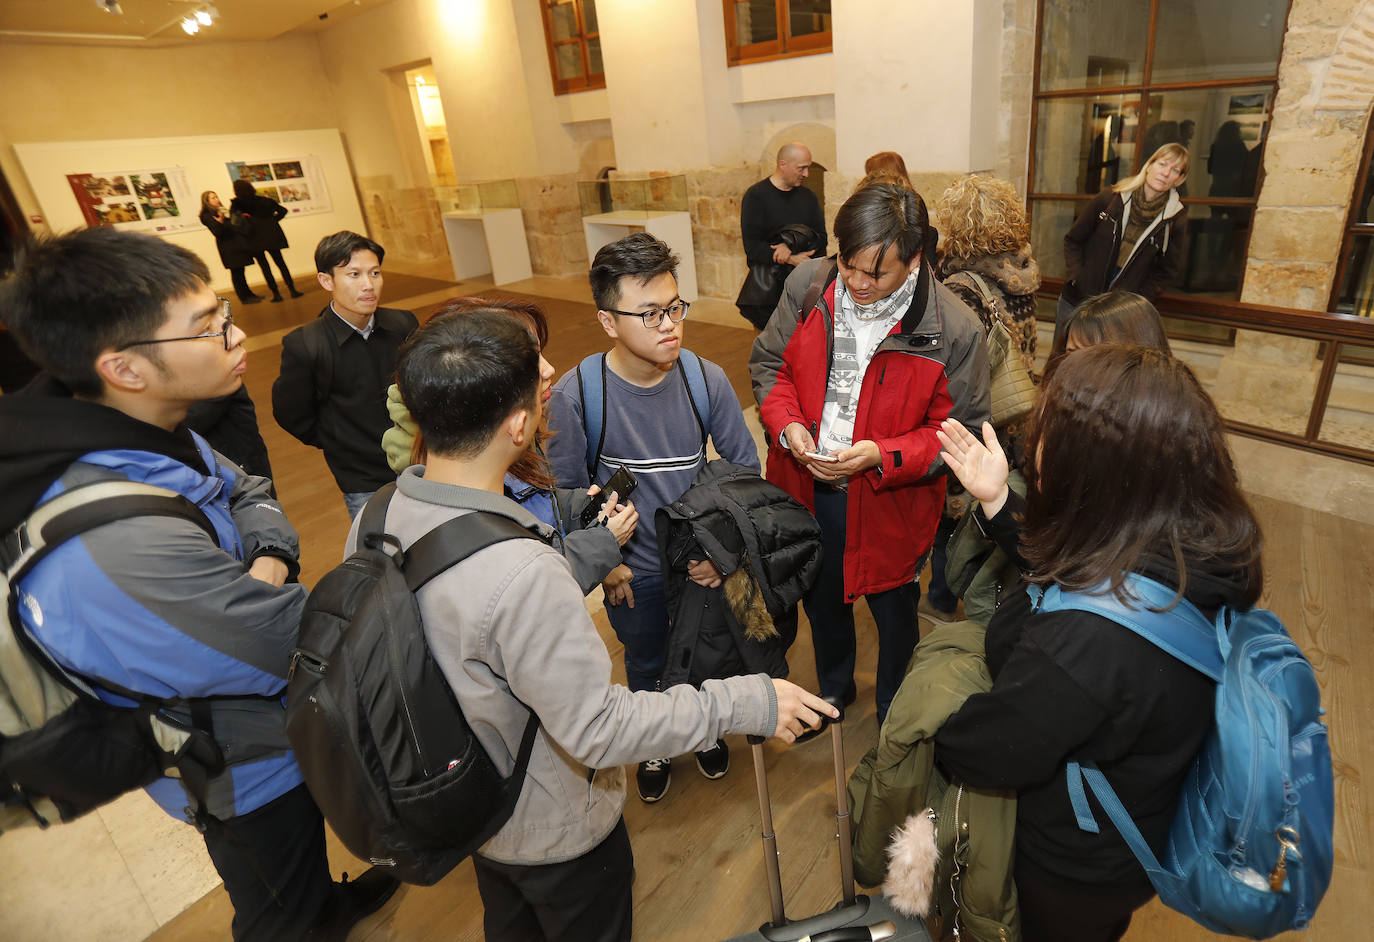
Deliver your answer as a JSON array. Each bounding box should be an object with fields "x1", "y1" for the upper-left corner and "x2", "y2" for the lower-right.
[{"x1": 149, "y1": 273, "x2": 1373, "y2": 941}]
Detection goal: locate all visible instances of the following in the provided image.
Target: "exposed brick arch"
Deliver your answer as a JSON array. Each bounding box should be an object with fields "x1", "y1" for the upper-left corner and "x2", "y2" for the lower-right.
[{"x1": 1316, "y1": 0, "x2": 1374, "y2": 113}]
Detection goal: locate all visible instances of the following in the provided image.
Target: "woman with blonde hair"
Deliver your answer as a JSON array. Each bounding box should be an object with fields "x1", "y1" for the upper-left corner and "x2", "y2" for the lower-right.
[{"x1": 1056, "y1": 142, "x2": 1190, "y2": 346}]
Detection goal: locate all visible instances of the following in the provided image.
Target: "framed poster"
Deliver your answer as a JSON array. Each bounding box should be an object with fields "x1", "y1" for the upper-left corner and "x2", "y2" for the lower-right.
[
  {"x1": 66, "y1": 167, "x2": 199, "y2": 233},
  {"x1": 225, "y1": 156, "x2": 332, "y2": 216}
]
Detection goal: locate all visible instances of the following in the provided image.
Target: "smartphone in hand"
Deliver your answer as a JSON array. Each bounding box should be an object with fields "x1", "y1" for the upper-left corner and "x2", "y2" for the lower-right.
[
  {"x1": 804, "y1": 451, "x2": 838, "y2": 462},
  {"x1": 581, "y1": 465, "x2": 638, "y2": 528}
]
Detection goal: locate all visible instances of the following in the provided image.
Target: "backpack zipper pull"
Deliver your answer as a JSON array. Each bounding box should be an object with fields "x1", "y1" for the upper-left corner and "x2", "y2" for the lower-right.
[{"x1": 1269, "y1": 826, "x2": 1301, "y2": 892}]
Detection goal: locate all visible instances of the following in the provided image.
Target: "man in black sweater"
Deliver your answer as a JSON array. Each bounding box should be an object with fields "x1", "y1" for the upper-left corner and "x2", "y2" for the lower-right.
[
  {"x1": 737, "y1": 141, "x2": 827, "y2": 329},
  {"x1": 272, "y1": 231, "x2": 417, "y2": 519}
]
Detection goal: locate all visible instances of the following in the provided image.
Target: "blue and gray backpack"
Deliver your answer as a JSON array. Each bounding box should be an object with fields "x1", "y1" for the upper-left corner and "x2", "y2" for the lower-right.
[{"x1": 1030, "y1": 573, "x2": 1334, "y2": 940}]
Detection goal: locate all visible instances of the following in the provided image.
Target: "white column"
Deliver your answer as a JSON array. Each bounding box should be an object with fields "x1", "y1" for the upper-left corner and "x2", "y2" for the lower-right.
[{"x1": 832, "y1": 0, "x2": 1002, "y2": 176}]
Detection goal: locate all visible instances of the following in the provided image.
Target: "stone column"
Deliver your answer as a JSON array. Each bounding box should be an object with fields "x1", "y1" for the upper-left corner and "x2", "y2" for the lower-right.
[{"x1": 1212, "y1": 0, "x2": 1374, "y2": 433}]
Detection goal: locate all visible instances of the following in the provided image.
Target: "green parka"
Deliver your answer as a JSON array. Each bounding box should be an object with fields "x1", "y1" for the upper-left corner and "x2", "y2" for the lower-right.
[{"x1": 847, "y1": 622, "x2": 1020, "y2": 942}]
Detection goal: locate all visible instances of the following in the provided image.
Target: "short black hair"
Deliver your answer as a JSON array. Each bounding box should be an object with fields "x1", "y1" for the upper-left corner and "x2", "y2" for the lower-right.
[
  {"x1": 396, "y1": 309, "x2": 540, "y2": 459},
  {"x1": 314, "y1": 231, "x2": 386, "y2": 274},
  {"x1": 834, "y1": 182, "x2": 930, "y2": 275},
  {"x1": 0, "y1": 228, "x2": 210, "y2": 396},
  {"x1": 588, "y1": 232, "x2": 679, "y2": 312},
  {"x1": 232, "y1": 178, "x2": 255, "y2": 201}
]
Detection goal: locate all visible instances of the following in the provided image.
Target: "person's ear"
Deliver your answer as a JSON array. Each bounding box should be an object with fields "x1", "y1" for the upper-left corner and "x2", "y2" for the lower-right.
[
  {"x1": 596, "y1": 309, "x2": 619, "y2": 340},
  {"x1": 505, "y1": 406, "x2": 533, "y2": 448},
  {"x1": 93, "y1": 349, "x2": 151, "y2": 395},
  {"x1": 317, "y1": 271, "x2": 333, "y2": 293}
]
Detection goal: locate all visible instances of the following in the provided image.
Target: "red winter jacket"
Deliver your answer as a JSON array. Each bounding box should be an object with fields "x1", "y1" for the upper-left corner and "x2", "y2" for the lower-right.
[{"x1": 753, "y1": 260, "x2": 990, "y2": 599}]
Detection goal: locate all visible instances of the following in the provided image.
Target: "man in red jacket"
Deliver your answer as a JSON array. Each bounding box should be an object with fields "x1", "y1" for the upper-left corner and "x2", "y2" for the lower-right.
[{"x1": 750, "y1": 182, "x2": 990, "y2": 731}]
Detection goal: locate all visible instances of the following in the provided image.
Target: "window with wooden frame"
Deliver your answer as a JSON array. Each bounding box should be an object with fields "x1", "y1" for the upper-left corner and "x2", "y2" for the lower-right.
[
  {"x1": 1332, "y1": 114, "x2": 1374, "y2": 318},
  {"x1": 1028, "y1": 0, "x2": 1290, "y2": 308},
  {"x1": 540, "y1": 0, "x2": 604, "y2": 95},
  {"x1": 724, "y1": 0, "x2": 832, "y2": 67}
]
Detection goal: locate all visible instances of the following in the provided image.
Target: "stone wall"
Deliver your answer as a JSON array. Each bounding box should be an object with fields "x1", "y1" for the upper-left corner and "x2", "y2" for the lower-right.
[
  {"x1": 516, "y1": 173, "x2": 588, "y2": 278},
  {"x1": 1212, "y1": 0, "x2": 1374, "y2": 430},
  {"x1": 997, "y1": 0, "x2": 1038, "y2": 192},
  {"x1": 356, "y1": 175, "x2": 447, "y2": 263}
]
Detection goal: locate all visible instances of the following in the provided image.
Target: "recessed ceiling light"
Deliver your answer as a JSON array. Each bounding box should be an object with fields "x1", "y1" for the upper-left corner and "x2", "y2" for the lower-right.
[{"x1": 195, "y1": 10, "x2": 213, "y2": 26}]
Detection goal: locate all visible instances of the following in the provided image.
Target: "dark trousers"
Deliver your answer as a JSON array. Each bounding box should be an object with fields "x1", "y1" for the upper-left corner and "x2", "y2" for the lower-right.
[
  {"x1": 805, "y1": 486, "x2": 919, "y2": 723},
  {"x1": 229, "y1": 266, "x2": 257, "y2": 302},
  {"x1": 603, "y1": 572, "x2": 667, "y2": 693},
  {"x1": 925, "y1": 512, "x2": 959, "y2": 613},
  {"x1": 201, "y1": 784, "x2": 333, "y2": 942},
  {"x1": 1015, "y1": 857, "x2": 1155, "y2": 942},
  {"x1": 264, "y1": 247, "x2": 299, "y2": 294},
  {"x1": 252, "y1": 252, "x2": 281, "y2": 299},
  {"x1": 473, "y1": 816, "x2": 635, "y2": 942}
]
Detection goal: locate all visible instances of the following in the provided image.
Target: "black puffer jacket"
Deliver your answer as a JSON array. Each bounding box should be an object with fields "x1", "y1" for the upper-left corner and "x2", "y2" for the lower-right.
[{"x1": 657, "y1": 460, "x2": 821, "y2": 688}]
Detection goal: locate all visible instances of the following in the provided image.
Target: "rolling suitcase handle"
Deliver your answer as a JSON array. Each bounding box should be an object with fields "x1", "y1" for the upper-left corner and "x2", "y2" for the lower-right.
[{"x1": 746, "y1": 719, "x2": 874, "y2": 940}]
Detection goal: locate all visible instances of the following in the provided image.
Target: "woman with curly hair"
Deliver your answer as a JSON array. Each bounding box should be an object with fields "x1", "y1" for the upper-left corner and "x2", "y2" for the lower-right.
[{"x1": 934, "y1": 174, "x2": 1041, "y2": 370}]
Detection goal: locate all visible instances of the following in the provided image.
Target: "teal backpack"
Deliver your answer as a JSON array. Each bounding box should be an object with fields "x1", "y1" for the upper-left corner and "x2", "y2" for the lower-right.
[{"x1": 1030, "y1": 574, "x2": 1334, "y2": 939}]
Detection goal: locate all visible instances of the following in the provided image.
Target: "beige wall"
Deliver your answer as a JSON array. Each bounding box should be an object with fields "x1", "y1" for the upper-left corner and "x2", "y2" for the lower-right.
[{"x1": 0, "y1": 34, "x2": 339, "y2": 229}]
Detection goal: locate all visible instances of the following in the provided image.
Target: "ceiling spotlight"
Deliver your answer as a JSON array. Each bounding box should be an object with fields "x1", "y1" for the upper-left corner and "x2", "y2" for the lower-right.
[
  {"x1": 94, "y1": 0, "x2": 123, "y2": 14},
  {"x1": 196, "y1": 10, "x2": 213, "y2": 26},
  {"x1": 181, "y1": 16, "x2": 200, "y2": 34}
]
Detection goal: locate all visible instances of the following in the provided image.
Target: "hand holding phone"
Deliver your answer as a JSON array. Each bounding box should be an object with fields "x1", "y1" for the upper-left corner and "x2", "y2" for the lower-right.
[
  {"x1": 804, "y1": 451, "x2": 838, "y2": 462},
  {"x1": 581, "y1": 465, "x2": 639, "y2": 528}
]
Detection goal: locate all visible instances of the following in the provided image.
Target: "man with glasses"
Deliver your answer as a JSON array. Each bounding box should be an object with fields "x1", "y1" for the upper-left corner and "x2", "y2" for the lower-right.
[
  {"x1": 0, "y1": 228, "x2": 398, "y2": 941},
  {"x1": 546, "y1": 233, "x2": 760, "y2": 802}
]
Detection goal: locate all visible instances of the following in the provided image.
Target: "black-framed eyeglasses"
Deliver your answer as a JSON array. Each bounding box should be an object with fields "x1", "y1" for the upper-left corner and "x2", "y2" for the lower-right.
[
  {"x1": 603, "y1": 299, "x2": 690, "y2": 328},
  {"x1": 119, "y1": 298, "x2": 236, "y2": 352}
]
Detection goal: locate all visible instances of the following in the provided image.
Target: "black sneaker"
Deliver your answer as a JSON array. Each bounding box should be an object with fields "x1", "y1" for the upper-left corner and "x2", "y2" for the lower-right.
[
  {"x1": 694, "y1": 739, "x2": 729, "y2": 780},
  {"x1": 312, "y1": 867, "x2": 403, "y2": 942},
  {"x1": 636, "y1": 757, "x2": 671, "y2": 802}
]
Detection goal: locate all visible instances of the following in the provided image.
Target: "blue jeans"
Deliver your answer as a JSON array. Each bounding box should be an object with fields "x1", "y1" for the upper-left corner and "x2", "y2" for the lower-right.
[
  {"x1": 603, "y1": 572, "x2": 668, "y2": 693},
  {"x1": 342, "y1": 490, "x2": 375, "y2": 522},
  {"x1": 805, "y1": 487, "x2": 919, "y2": 724}
]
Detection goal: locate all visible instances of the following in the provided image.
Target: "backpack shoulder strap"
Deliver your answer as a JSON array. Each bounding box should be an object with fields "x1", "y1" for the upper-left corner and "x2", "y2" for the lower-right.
[
  {"x1": 676, "y1": 349, "x2": 711, "y2": 447},
  {"x1": 4, "y1": 481, "x2": 220, "y2": 710},
  {"x1": 1031, "y1": 575, "x2": 1224, "y2": 681},
  {"x1": 797, "y1": 258, "x2": 838, "y2": 324},
  {"x1": 574, "y1": 353, "x2": 607, "y2": 481},
  {"x1": 402, "y1": 511, "x2": 541, "y2": 592},
  {"x1": 398, "y1": 509, "x2": 542, "y2": 783},
  {"x1": 300, "y1": 317, "x2": 334, "y2": 408},
  {"x1": 5, "y1": 480, "x2": 217, "y2": 585}
]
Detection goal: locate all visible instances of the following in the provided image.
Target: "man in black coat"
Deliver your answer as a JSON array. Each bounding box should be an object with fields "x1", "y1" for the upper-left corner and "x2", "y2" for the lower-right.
[
  {"x1": 737, "y1": 142, "x2": 827, "y2": 330},
  {"x1": 272, "y1": 231, "x2": 417, "y2": 518}
]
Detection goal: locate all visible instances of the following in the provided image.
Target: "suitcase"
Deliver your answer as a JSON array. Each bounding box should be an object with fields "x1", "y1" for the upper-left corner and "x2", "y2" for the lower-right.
[{"x1": 723, "y1": 722, "x2": 933, "y2": 942}]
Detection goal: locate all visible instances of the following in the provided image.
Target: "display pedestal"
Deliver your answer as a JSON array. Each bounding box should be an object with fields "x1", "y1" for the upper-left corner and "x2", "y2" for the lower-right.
[
  {"x1": 582, "y1": 210, "x2": 698, "y2": 301},
  {"x1": 442, "y1": 208, "x2": 533, "y2": 285}
]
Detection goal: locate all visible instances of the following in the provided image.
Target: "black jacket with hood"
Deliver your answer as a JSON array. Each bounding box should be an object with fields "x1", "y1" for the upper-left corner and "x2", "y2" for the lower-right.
[
  {"x1": 1061, "y1": 187, "x2": 1188, "y2": 306},
  {"x1": 657, "y1": 460, "x2": 821, "y2": 688},
  {"x1": 935, "y1": 491, "x2": 1250, "y2": 892}
]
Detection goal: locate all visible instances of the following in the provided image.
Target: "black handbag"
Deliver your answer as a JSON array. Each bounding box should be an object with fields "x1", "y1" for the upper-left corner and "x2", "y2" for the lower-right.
[{"x1": 736, "y1": 223, "x2": 823, "y2": 309}]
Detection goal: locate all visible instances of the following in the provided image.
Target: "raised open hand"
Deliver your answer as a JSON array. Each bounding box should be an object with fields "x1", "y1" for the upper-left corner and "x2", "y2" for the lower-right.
[{"x1": 937, "y1": 419, "x2": 1010, "y2": 516}]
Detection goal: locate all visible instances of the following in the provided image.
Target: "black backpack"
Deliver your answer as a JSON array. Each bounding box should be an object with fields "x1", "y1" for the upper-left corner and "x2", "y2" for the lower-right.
[
  {"x1": 285, "y1": 484, "x2": 541, "y2": 885},
  {"x1": 2, "y1": 481, "x2": 228, "y2": 831}
]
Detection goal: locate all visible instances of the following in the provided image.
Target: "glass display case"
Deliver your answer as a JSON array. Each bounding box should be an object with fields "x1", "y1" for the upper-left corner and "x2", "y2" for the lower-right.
[
  {"x1": 435, "y1": 179, "x2": 521, "y2": 214},
  {"x1": 578, "y1": 174, "x2": 687, "y2": 218}
]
